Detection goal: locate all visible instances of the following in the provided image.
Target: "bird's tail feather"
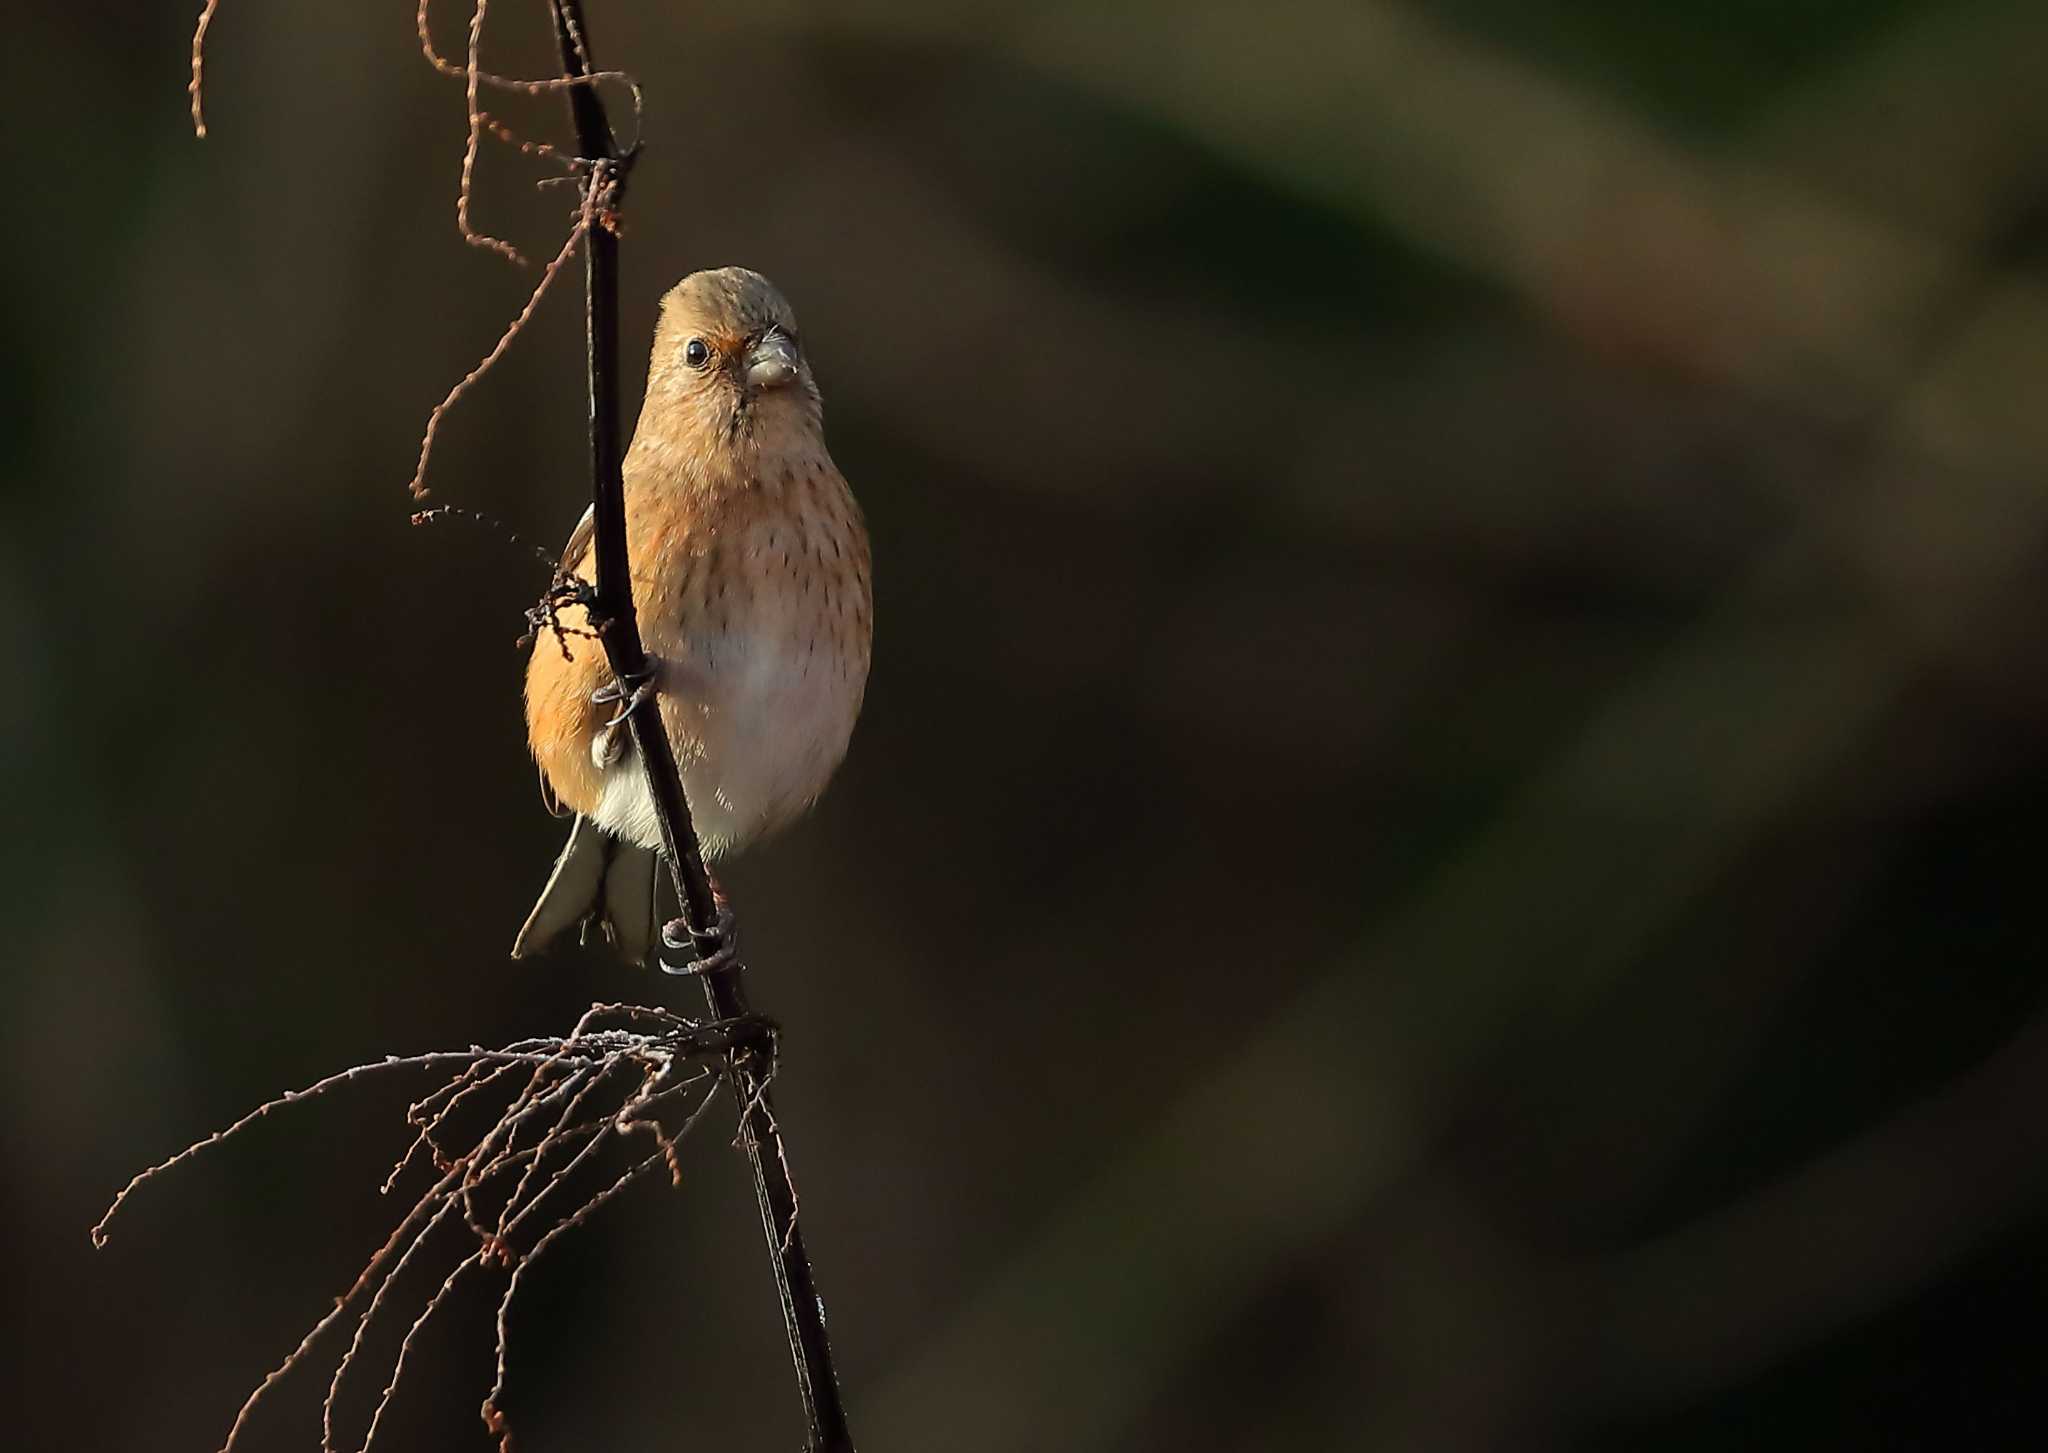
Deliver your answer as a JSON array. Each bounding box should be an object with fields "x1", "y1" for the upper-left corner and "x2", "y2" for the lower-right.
[{"x1": 510, "y1": 814, "x2": 661, "y2": 966}]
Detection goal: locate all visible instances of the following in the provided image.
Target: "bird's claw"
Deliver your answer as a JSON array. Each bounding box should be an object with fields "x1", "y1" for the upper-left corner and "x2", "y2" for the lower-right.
[
  {"x1": 659, "y1": 904, "x2": 739, "y2": 978},
  {"x1": 601, "y1": 679, "x2": 656, "y2": 729},
  {"x1": 591, "y1": 663, "x2": 659, "y2": 728}
]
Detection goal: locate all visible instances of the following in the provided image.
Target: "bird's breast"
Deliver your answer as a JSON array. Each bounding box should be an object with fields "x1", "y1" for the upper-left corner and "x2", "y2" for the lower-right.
[{"x1": 625, "y1": 465, "x2": 872, "y2": 855}]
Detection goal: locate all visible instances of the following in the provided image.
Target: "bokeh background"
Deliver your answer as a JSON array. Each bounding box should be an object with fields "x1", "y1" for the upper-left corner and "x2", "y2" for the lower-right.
[{"x1": 7, "y1": 1, "x2": 2048, "y2": 1448}]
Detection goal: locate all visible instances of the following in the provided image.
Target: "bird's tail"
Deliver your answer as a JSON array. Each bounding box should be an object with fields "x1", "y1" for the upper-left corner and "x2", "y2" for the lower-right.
[{"x1": 510, "y1": 814, "x2": 661, "y2": 966}]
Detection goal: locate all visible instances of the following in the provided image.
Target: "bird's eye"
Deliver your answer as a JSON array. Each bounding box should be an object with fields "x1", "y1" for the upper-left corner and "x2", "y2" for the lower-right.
[{"x1": 684, "y1": 338, "x2": 710, "y2": 368}]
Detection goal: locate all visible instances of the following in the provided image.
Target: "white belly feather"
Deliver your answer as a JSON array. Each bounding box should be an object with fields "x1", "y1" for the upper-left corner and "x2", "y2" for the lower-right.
[{"x1": 590, "y1": 510, "x2": 868, "y2": 857}]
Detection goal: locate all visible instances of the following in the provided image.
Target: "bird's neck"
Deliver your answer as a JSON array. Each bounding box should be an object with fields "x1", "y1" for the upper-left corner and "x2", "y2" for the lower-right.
[{"x1": 625, "y1": 392, "x2": 823, "y2": 508}]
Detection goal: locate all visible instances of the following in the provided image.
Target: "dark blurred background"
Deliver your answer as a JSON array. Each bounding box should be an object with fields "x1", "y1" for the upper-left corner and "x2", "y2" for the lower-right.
[{"x1": 7, "y1": 1, "x2": 2048, "y2": 1448}]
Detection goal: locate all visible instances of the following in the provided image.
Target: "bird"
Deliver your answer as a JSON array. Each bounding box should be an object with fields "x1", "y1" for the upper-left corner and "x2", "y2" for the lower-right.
[{"x1": 513, "y1": 267, "x2": 872, "y2": 966}]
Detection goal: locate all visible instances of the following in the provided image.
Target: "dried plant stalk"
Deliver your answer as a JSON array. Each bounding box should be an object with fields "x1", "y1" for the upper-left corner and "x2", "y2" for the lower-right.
[
  {"x1": 148, "y1": 4, "x2": 857, "y2": 1449},
  {"x1": 96, "y1": 1004, "x2": 765, "y2": 1452}
]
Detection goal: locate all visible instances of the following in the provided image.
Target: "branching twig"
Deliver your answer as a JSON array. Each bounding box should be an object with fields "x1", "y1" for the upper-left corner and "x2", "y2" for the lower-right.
[
  {"x1": 544, "y1": 2, "x2": 855, "y2": 1446},
  {"x1": 138, "y1": 5, "x2": 856, "y2": 1449},
  {"x1": 458, "y1": 0, "x2": 526, "y2": 263},
  {"x1": 96, "y1": 1006, "x2": 756, "y2": 1453},
  {"x1": 405, "y1": 202, "x2": 591, "y2": 500}
]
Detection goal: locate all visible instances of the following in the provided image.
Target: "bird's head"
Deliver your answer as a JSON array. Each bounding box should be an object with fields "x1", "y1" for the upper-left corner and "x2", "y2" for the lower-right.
[{"x1": 645, "y1": 267, "x2": 821, "y2": 453}]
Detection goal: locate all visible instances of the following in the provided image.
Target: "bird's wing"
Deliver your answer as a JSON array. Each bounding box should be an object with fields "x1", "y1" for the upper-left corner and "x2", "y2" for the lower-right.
[
  {"x1": 558, "y1": 503, "x2": 596, "y2": 574},
  {"x1": 533, "y1": 504, "x2": 601, "y2": 820}
]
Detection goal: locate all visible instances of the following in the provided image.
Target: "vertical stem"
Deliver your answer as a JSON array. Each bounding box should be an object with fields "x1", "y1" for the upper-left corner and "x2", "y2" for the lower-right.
[{"x1": 546, "y1": 4, "x2": 853, "y2": 1448}]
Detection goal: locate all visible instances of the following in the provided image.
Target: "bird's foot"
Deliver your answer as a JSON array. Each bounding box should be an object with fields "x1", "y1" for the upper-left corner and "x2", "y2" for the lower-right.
[
  {"x1": 659, "y1": 902, "x2": 739, "y2": 978},
  {"x1": 591, "y1": 662, "x2": 659, "y2": 726},
  {"x1": 589, "y1": 662, "x2": 659, "y2": 768}
]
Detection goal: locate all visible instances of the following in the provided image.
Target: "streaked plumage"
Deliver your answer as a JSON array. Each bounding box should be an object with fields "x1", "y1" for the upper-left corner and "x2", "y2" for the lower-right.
[{"x1": 514, "y1": 268, "x2": 872, "y2": 963}]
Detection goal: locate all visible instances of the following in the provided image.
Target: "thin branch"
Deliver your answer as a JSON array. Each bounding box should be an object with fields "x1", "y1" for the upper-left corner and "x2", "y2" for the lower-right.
[
  {"x1": 95, "y1": 1010, "x2": 755, "y2": 1453},
  {"x1": 324, "y1": 1194, "x2": 461, "y2": 1453},
  {"x1": 415, "y1": 0, "x2": 644, "y2": 126},
  {"x1": 190, "y1": 0, "x2": 222, "y2": 137},
  {"x1": 544, "y1": 3, "x2": 855, "y2": 1446},
  {"x1": 499, "y1": 1052, "x2": 611, "y2": 1228},
  {"x1": 94, "y1": 1047, "x2": 584, "y2": 1248},
  {"x1": 163, "y1": 7, "x2": 856, "y2": 1447},
  {"x1": 383, "y1": 1057, "x2": 521, "y2": 1194},
  {"x1": 221, "y1": 1159, "x2": 470, "y2": 1453},
  {"x1": 483, "y1": 1074, "x2": 725, "y2": 1442},
  {"x1": 405, "y1": 201, "x2": 590, "y2": 500},
  {"x1": 458, "y1": 0, "x2": 526, "y2": 263},
  {"x1": 358, "y1": 1244, "x2": 487, "y2": 1453}
]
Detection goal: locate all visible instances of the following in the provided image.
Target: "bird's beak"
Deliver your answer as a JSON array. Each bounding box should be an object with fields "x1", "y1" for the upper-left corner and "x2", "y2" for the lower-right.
[{"x1": 744, "y1": 332, "x2": 800, "y2": 391}]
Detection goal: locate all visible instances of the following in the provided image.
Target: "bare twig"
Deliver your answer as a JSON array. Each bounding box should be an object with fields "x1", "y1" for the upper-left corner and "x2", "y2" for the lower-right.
[
  {"x1": 406, "y1": 201, "x2": 591, "y2": 500},
  {"x1": 324, "y1": 1194, "x2": 462, "y2": 1453},
  {"x1": 94, "y1": 1046, "x2": 579, "y2": 1248},
  {"x1": 94, "y1": 1009, "x2": 764, "y2": 1452},
  {"x1": 415, "y1": 0, "x2": 644, "y2": 126},
  {"x1": 483, "y1": 1072, "x2": 726, "y2": 1442},
  {"x1": 190, "y1": 0, "x2": 222, "y2": 137},
  {"x1": 221, "y1": 1159, "x2": 470, "y2": 1453},
  {"x1": 544, "y1": 3, "x2": 855, "y2": 1446},
  {"x1": 458, "y1": 0, "x2": 526, "y2": 263},
  {"x1": 382, "y1": 1056, "x2": 510, "y2": 1191},
  {"x1": 154, "y1": 6, "x2": 856, "y2": 1448}
]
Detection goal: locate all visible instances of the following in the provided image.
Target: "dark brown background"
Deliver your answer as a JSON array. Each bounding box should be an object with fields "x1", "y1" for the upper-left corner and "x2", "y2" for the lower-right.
[{"x1": 7, "y1": 2, "x2": 2048, "y2": 1448}]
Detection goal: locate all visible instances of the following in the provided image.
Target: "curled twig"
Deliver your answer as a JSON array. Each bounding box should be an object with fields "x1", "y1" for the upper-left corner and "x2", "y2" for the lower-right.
[
  {"x1": 416, "y1": 0, "x2": 644, "y2": 133},
  {"x1": 172, "y1": 6, "x2": 849, "y2": 1446},
  {"x1": 186, "y1": 1, "x2": 640, "y2": 505},
  {"x1": 458, "y1": 0, "x2": 526, "y2": 263},
  {"x1": 405, "y1": 195, "x2": 592, "y2": 501}
]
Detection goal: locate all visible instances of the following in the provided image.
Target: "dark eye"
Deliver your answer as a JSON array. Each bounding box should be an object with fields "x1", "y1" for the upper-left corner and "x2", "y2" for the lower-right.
[{"x1": 684, "y1": 338, "x2": 710, "y2": 368}]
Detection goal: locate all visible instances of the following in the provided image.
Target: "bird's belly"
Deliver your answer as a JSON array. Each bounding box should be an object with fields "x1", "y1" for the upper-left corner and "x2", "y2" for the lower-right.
[{"x1": 590, "y1": 620, "x2": 866, "y2": 857}]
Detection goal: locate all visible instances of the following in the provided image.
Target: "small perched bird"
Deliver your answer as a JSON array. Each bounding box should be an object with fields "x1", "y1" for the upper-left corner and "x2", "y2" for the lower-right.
[{"x1": 514, "y1": 267, "x2": 872, "y2": 965}]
